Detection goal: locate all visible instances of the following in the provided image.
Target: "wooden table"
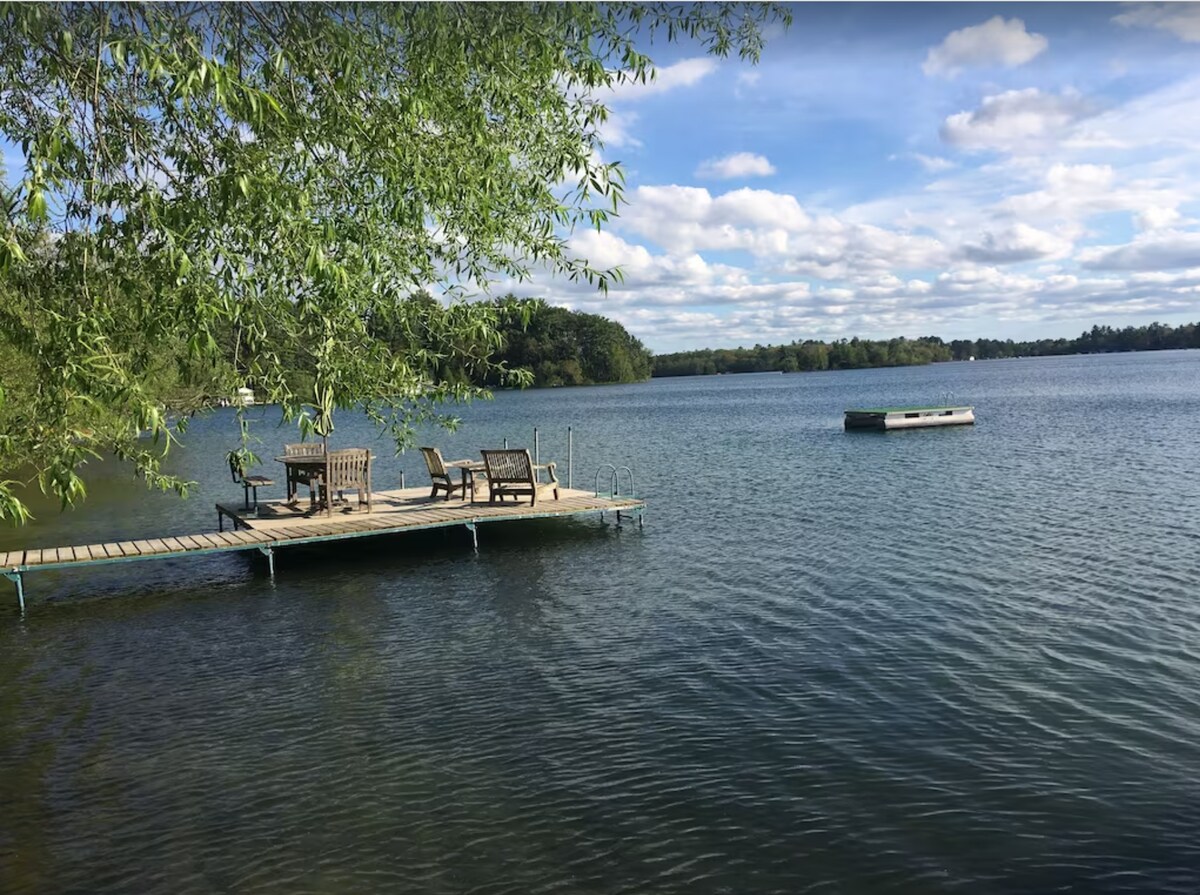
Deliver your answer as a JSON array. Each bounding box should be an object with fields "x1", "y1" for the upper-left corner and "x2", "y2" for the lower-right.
[
  {"x1": 276, "y1": 455, "x2": 327, "y2": 509},
  {"x1": 443, "y1": 459, "x2": 485, "y2": 501}
]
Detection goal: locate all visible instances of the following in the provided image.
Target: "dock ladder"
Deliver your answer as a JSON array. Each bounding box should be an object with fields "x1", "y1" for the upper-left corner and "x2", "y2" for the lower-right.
[{"x1": 594, "y1": 464, "x2": 643, "y2": 528}]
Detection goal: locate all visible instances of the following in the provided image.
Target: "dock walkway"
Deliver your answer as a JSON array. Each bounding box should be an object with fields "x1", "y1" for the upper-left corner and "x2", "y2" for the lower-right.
[{"x1": 2, "y1": 487, "x2": 645, "y2": 611}]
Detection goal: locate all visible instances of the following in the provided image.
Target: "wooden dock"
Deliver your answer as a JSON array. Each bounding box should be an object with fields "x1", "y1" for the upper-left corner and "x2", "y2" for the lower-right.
[{"x1": 1, "y1": 487, "x2": 645, "y2": 611}]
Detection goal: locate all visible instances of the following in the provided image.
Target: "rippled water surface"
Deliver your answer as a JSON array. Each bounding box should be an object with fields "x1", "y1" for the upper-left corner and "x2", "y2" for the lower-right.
[{"x1": 4, "y1": 351, "x2": 1200, "y2": 893}]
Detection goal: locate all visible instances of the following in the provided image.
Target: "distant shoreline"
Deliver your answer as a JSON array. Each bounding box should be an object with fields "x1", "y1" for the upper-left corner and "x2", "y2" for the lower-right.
[{"x1": 650, "y1": 321, "x2": 1200, "y2": 378}]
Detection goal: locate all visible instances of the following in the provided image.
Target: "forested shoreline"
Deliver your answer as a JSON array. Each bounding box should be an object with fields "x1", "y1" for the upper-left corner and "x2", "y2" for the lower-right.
[{"x1": 650, "y1": 321, "x2": 1200, "y2": 377}]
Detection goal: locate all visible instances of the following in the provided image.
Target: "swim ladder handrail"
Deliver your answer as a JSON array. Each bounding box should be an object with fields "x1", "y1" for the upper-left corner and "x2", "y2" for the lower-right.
[{"x1": 594, "y1": 464, "x2": 635, "y2": 498}]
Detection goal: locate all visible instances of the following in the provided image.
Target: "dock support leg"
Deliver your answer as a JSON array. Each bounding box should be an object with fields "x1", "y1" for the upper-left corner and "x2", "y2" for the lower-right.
[
  {"x1": 5, "y1": 571, "x2": 24, "y2": 613},
  {"x1": 258, "y1": 545, "x2": 275, "y2": 578},
  {"x1": 465, "y1": 522, "x2": 478, "y2": 554}
]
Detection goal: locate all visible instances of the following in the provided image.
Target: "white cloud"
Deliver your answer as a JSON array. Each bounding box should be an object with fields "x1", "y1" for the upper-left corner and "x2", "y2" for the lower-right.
[
  {"x1": 1113, "y1": 4, "x2": 1200, "y2": 42},
  {"x1": 1135, "y1": 206, "x2": 1182, "y2": 231},
  {"x1": 890, "y1": 152, "x2": 956, "y2": 172},
  {"x1": 923, "y1": 16, "x2": 1048, "y2": 78},
  {"x1": 1064, "y1": 76, "x2": 1200, "y2": 152},
  {"x1": 592, "y1": 57, "x2": 719, "y2": 151},
  {"x1": 1000, "y1": 163, "x2": 1186, "y2": 225},
  {"x1": 914, "y1": 154, "x2": 956, "y2": 173},
  {"x1": 599, "y1": 58, "x2": 719, "y2": 103},
  {"x1": 1079, "y1": 230, "x2": 1200, "y2": 270},
  {"x1": 941, "y1": 88, "x2": 1092, "y2": 153},
  {"x1": 960, "y1": 223, "x2": 1074, "y2": 263},
  {"x1": 599, "y1": 109, "x2": 642, "y2": 149},
  {"x1": 695, "y1": 152, "x2": 777, "y2": 180}
]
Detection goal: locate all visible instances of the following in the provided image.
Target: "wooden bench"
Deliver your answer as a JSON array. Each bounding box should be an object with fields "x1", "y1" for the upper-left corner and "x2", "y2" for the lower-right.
[{"x1": 480, "y1": 449, "x2": 558, "y2": 507}]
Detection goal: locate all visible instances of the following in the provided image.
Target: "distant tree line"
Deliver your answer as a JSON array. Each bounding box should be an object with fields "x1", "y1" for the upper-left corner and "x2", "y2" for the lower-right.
[
  {"x1": 652, "y1": 321, "x2": 1200, "y2": 377},
  {"x1": 946, "y1": 322, "x2": 1200, "y2": 360},
  {"x1": 653, "y1": 336, "x2": 952, "y2": 376},
  {"x1": 367, "y1": 293, "x2": 652, "y2": 389}
]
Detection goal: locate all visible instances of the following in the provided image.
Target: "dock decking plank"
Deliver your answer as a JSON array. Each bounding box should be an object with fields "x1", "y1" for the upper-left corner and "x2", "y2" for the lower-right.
[
  {"x1": 1, "y1": 551, "x2": 22, "y2": 568},
  {"x1": 222, "y1": 530, "x2": 262, "y2": 546},
  {"x1": 271, "y1": 527, "x2": 317, "y2": 540}
]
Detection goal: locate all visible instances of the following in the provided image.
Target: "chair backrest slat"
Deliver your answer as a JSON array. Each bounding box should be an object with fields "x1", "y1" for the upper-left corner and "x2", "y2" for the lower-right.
[
  {"x1": 481, "y1": 449, "x2": 534, "y2": 485},
  {"x1": 284, "y1": 442, "x2": 325, "y2": 458}
]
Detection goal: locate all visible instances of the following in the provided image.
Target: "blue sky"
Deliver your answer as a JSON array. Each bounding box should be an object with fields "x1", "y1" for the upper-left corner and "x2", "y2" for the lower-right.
[
  {"x1": 7, "y1": 4, "x2": 1200, "y2": 354},
  {"x1": 513, "y1": 3, "x2": 1200, "y2": 352}
]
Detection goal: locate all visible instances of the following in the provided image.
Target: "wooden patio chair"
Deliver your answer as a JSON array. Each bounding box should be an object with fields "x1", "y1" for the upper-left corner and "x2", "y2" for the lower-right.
[
  {"x1": 420, "y1": 446, "x2": 461, "y2": 500},
  {"x1": 420, "y1": 447, "x2": 479, "y2": 501},
  {"x1": 480, "y1": 449, "x2": 558, "y2": 507},
  {"x1": 283, "y1": 442, "x2": 325, "y2": 505},
  {"x1": 318, "y1": 448, "x2": 372, "y2": 516},
  {"x1": 228, "y1": 456, "x2": 274, "y2": 510}
]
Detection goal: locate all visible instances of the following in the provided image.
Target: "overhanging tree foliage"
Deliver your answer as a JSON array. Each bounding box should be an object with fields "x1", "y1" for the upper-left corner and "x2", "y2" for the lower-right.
[{"x1": 0, "y1": 1, "x2": 785, "y2": 523}]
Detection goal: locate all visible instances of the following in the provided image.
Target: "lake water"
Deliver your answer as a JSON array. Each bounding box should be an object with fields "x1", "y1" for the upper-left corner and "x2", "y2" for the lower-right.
[{"x1": 3, "y1": 350, "x2": 1200, "y2": 893}]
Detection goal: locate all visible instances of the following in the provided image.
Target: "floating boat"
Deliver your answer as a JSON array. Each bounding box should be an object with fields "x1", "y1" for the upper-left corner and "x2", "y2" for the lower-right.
[{"x1": 844, "y1": 405, "x2": 975, "y2": 430}]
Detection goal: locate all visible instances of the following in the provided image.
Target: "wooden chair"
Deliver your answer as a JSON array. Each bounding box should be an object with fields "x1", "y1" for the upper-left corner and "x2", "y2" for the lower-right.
[
  {"x1": 480, "y1": 449, "x2": 558, "y2": 507},
  {"x1": 283, "y1": 442, "x2": 325, "y2": 505},
  {"x1": 420, "y1": 447, "x2": 478, "y2": 501},
  {"x1": 316, "y1": 448, "x2": 372, "y2": 515},
  {"x1": 228, "y1": 456, "x2": 274, "y2": 510}
]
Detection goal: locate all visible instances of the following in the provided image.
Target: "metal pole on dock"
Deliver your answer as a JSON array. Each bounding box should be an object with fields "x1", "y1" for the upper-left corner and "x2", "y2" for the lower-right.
[
  {"x1": 534, "y1": 427, "x2": 539, "y2": 466},
  {"x1": 465, "y1": 522, "x2": 478, "y2": 553},
  {"x1": 567, "y1": 426, "x2": 573, "y2": 489},
  {"x1": 503, "y1": 437, "x2": 508, "y2": 449},
  {"x1": 400, "y1": 471, "x2": 405, "y2": 490}
]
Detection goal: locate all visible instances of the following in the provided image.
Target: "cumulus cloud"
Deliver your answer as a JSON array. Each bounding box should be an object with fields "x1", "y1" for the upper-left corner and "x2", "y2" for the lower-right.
[
  {"x1": 1135, "y1": 206, "x2": 1182, "y2": 231},
  {"x1": 1113, "y1": 3, "x2": 1200, "y2": 42},
  {"x1": 960, "y1": 223, "x2": 1074, "y2": 263},
  {"x1": 1000, "y1": 163, "x2": 1186, "y2": 224},
  {"x1": 619, "y1": 184, "x2": 950, "y2": 276},
  {"x1": 923, "y1": 17, "x2": 1048, "y2": 78},
  {"x1": 1079, "y1": 230, "x2": 1200, "y2": 270},
  {"x1": 695, "y1": 152, "x2": 777, "y2": 180},
  {"x1": 940, "y1": 88, "x2": 1092, "y2": 152},
  {"x1": 598, "y1": 109, "x2": 641, "y2": 149},
  {"x1": 599, "y1": 58, "x2": 719, "y2": 103}
]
